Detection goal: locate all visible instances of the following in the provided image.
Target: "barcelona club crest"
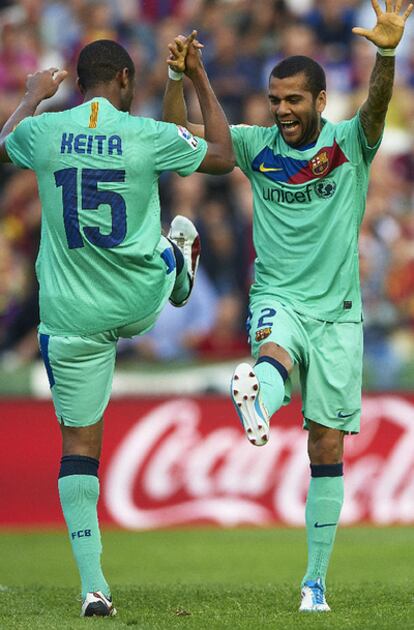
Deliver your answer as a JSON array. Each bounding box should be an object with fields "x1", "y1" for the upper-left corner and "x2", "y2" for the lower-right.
[
  {"x1": 255, "y1": 327, "x2": 272, "y2": 342},
  {"x1": 310, "y1": 150, "x2": 329, "y2": 176}
]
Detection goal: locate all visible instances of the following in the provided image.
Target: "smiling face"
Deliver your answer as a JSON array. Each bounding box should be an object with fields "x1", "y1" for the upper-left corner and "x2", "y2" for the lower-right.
[{"x1": 268, "y1": 72, "x2": 326, "y2": 147}]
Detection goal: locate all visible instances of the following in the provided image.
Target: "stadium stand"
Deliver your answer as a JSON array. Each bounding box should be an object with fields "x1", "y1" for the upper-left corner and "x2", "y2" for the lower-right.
[{"x1": 0, "y1": 0, "x2": 413, "y2": 388}]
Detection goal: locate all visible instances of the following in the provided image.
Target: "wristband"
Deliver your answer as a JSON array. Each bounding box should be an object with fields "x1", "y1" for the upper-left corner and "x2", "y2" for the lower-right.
[
  {"x1": 168, "y1": 67, "x2": 184, "y2": 81},
  {"x1": 377, "y1": 47, "x2": 396, "y2": 57}
]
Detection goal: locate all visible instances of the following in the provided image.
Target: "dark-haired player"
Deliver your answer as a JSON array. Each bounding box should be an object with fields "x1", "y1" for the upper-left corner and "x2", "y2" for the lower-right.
[
  {"x1": 164, "y1": 1, "x2": 412, "y2": 612},
  {"x1": 0, "y1": 37, "x2": 233, "y2": 616}
]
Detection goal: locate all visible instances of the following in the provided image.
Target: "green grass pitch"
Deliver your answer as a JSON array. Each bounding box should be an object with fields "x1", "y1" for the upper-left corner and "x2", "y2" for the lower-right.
[{"x1": 0, "y1": 527, "x2": 413, "y2": 629}]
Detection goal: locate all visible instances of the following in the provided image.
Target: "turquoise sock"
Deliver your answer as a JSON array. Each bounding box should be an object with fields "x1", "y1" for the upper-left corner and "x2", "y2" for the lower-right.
[
  {"x1": 302, "y1": 465, "x2": 344, "y2": 589},
  {"x1": 58, "y1": 468, "x2": 110, "y2": 599},
  {"x1": 254, "y1": 359, "x2": 286, "y2": 417},
  {"x1": 170, "y1": 266, "x2": 190, "y2": 304}
]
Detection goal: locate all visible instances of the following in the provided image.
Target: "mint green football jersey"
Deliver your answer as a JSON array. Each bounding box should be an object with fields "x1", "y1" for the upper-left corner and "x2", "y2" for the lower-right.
[
  {"x1": 231, "y1": 113, "x2": 381, "y2": 323},
  {"x1": 6, "y1": 98, "x2": 207, "y2": 334}
]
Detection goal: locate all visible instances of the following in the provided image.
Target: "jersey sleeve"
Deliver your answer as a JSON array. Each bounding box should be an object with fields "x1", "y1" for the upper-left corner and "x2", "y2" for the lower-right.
[
  {"x1": 154, "y1": 121, "x2": 207, "y2": 176},
  {"x1": 335, "y1": 112, "x2": 382, "y2": 166},
  {"x1": 230, "y1": 125, "x2": 254, "y2": 172},
  {"x1": 5, "y1": 117, "x2": 36, "y2": 169}
]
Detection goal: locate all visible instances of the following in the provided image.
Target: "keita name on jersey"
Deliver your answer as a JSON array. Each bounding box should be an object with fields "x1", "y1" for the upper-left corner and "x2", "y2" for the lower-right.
[{"x1": 60, "y1": 133, "x2": 122, "y2": 155}]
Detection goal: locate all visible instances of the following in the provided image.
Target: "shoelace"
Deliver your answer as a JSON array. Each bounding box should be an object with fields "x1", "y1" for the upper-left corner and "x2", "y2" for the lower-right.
[{"x1": 311, "y1": 584, "x2": 325, "y2": 606}]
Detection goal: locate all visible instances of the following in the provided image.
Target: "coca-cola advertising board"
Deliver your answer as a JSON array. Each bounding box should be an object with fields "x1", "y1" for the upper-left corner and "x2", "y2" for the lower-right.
[{"x1": 1, "y1": 395, "x2": 414, "y2": 528}]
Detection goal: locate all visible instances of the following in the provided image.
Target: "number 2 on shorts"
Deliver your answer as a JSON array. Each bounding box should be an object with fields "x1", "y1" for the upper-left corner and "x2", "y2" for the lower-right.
[{"x1": 257, "y1": 307, "x2": 276, "y2": 328}]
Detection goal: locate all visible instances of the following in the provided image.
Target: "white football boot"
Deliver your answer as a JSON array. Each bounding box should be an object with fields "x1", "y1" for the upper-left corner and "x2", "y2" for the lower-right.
[
  {"x1": 299, "y1": 578, "x2": 331, "y2": 612},
  {"x1": 168, "y1": 214, "x2": 201, "y2": 307},
  {"x1": 231, "y1": 362, "x2": 270, "y2": 446},
  {"x1": 81, "y1": 591, "x2": 117, "y2": 617}
]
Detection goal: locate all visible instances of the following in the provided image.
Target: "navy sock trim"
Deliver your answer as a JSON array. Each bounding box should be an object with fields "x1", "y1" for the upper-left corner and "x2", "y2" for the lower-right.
[
  {"x1": 169, "y1": 240, "x2": 184, "y2": 276},
  {"x1": 310, "y1": 463, "x2": 343, "y2": 478},
  {"x1": 255, "y1": 356, "x2": 288, "y2": 383},
  {"x1": 59, "y1": 455, "x2": 99, "y2": 479}
]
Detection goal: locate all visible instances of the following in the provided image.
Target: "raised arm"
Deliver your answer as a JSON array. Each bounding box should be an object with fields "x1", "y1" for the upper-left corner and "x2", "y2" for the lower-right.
[
  {"x1": 352, "y1": 0, "x2": 412, "y2": 146},
  {"x1": 164, "y1": 31, "x2": 234, "y2": 173},
  {"x1": 0, "y1": 68, "x2": 67, "y2": 163},
  {"x1": 163, "y1": 34, "x2": 200, "y2": 134}
]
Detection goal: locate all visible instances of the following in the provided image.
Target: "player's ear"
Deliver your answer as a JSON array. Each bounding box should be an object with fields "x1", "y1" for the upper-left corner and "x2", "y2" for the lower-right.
[
  {"x1": 77, "y1": 77, "x2": 85, "y2": 95},
  {"x1": 316, "y1": 90, "x2": 326, "y2": 114},
  {"x1": 118, "y1": 67, "x2": 130, "y2": 89}
]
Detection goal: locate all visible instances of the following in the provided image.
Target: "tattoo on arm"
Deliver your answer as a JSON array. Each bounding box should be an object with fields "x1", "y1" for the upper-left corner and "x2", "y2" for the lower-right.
[{"x1": 359, "y1": 53, "x2": 395, "y2": 146}]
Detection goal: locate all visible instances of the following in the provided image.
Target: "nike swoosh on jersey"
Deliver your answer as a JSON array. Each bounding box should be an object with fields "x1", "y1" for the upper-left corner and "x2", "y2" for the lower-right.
[
  {"x1": 259, "y1": 162, "x2": 283, "y2": 172},
  {"x1": 314, "y1": 522, "x2": 337, "y2": 528},
  {"x1": 337, "y1": 411, "x2": 355, "y2": 418},
  {"x1": 252, "y1": 141, "x2": 349, "y2": 184}
]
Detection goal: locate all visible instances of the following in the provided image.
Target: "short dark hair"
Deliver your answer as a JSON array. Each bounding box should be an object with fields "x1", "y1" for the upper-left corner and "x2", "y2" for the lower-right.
[
  {"x1": 77, "y1": 40, "x2": 135, "y2": 90},
  {"x1": 270, "y1": 56, "x2": 326, "y2": 99}
]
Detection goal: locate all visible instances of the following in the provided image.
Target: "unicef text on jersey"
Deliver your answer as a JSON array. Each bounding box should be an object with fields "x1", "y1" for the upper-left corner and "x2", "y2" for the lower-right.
[{"x1": 262, "y1": 178, "x2": 337, "y2": 204}]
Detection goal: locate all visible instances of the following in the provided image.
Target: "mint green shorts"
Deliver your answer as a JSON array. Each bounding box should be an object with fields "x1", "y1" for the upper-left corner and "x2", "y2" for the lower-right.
[
  {"x1": 38, "y1": 251, "x2": 176, "y2": 427},
  {"x1": 248, "y1": 299, "x2": 363, "y2": 433}
]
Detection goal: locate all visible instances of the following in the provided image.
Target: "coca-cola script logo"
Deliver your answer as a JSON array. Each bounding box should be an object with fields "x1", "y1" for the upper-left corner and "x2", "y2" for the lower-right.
[{"x1": 104, "y1": 396, "x2": 414, "y2": 529}]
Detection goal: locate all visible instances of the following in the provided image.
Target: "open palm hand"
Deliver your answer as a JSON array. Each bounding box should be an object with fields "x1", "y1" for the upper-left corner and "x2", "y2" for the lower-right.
[{"x1": 353, "y1": 0, "x2": 413, "y2": 48}]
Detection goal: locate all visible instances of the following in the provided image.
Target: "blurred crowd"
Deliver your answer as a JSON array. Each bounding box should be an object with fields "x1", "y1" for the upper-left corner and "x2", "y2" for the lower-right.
[{"x1": 0, "y1": 0, "x2": 413, "y2": 388}]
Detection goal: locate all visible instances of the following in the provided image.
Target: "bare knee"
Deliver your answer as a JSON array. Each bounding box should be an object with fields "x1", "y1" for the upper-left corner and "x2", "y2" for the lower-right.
[
  {"x1": 60, "y1": 418, "x2": 103, "y2": 460},
  {"x1": 259, "y1": 341, "x2": 293, "y2": 373},
  {"x1": 307, "y1": 420, "x2": 344, "y2": 465}
]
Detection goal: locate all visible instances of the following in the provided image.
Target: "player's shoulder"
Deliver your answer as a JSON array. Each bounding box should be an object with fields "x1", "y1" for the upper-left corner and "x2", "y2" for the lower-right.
[
  {"x1": 34, "y1": 107, "x2": 80, "y2": 128},
  {"x1": 144, "y1": 118, "x2": 201, "y2": 145},
  {"x1": 128, "y1": 117, "x2": 186, "y2": 148},
  {"x1": 14, "y1": 110, "x2": 56, "y2": 135},
  {"x1": 319, "y1": 114, "x2": 368, "y2": 166},
  {"x1": 327, "y1": 113, "x2": 361, "y2": 139},
  {"x1": 128, "y1": 115, "x2": 170, "y2": 136}
]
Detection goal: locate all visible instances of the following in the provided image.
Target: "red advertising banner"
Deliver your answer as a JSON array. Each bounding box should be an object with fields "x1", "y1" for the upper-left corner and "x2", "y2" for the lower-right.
[{"x1": 1, "y1": 395, "x2": 414, "y2": 528}]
